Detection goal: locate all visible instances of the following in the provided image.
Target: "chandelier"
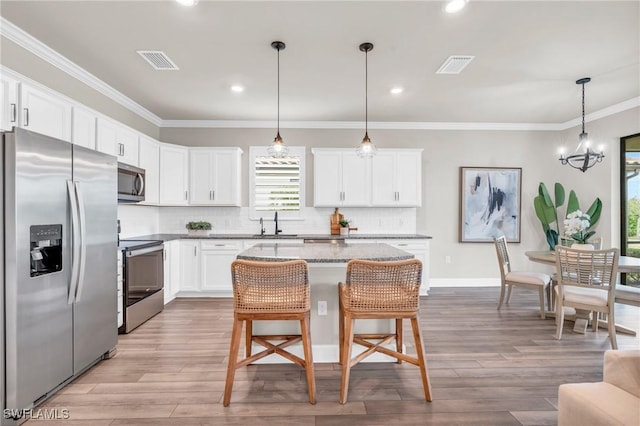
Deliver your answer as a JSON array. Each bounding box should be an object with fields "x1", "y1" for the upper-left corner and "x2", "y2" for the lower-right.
[
  {"x1": 268, "y1": 41, "x2": 289, "y2": 158},
  {"x1": 356, "y1": 42, "x2": 376, "y2": 158},
  {"x1": 559, "y1": 77, "x2": 605, "y2": 172}
]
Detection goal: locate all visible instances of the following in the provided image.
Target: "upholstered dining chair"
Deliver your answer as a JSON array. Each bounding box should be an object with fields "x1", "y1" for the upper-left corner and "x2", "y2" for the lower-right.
[
  {"x1": 494, "y1": 235, "x2": 551, "y2": 319},
  {"x1": 554, "y1": 246, "x2": 620, "y2": 349},
  {"x1": 223, "y1": 259, "x2": 316, "y2": 406},
  {"x1": 338, "y1": 258, "x2": 432, "y2": 405}
]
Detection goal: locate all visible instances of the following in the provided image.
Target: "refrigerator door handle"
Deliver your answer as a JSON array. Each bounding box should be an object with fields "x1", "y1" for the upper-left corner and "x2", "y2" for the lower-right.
[
  {"x1": 73, "y1": 181, "x2": 88, "y2": 302},
  {"x1": 67, "y1": 180, "x2": 81, "y2": 304}
]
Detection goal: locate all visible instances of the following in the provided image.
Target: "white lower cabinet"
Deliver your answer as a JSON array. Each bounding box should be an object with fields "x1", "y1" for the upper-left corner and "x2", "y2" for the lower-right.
[
  {"x1": 384, "y1": 239, "x2": 430, "y2": 295},
  {"x1": 200, "y1": 240, "x2": 243, "y2": 293},
  {"x1": 179, "y1": 240, "x2": 201, "y2": 292},
  {"x1": 163, "y1": 240, "x2": 180, "y2": 304}
]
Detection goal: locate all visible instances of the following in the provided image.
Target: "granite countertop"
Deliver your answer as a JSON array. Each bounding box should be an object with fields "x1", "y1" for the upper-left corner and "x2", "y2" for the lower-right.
[
  {"x1": 127, "y1": 233, "x2": 432, "y2": 242},
  {"x1": 236, "y1": 242, "x2": 415, "y2": 263}
]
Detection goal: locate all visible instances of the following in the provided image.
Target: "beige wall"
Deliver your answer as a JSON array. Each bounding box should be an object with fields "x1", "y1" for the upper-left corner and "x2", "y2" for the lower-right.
[
  {"x1": 0, "y1": 37, "x2": 159, "y2": 139},
  {"x1": 161, "y1": 108, "x2": 640, "y2": 279}
]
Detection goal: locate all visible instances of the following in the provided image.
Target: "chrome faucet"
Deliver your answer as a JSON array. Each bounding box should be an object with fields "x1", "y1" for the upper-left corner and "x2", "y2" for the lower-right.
[
  {"x1": 259, "y1": 217, "x2": 265, "y2": 236},
  {"x1": 274, "y1": 211, "x2": 282, "y2": 235}
]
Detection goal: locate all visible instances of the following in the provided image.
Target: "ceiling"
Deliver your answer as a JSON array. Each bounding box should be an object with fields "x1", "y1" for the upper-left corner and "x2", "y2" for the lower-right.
[{"x1": 1, "y1": 1, "x2": 638, "y2": 126}]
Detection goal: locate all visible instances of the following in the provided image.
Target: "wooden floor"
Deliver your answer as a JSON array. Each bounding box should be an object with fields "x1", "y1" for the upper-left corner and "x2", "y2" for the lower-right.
[{"x1": 29, "y1": 287, "x2": 640, "y2": 426}]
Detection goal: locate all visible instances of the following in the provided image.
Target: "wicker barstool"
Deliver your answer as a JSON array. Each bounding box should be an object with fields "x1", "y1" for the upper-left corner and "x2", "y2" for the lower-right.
[
  {"x1": 338, "y1": 258, "x2": 432, "y2": 404},
  {"x1": 223, "y1": 259, "x2": 316, "y2": 406}
]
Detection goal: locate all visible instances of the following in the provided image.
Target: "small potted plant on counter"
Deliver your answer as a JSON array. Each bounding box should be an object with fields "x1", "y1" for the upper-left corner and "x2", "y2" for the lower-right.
[
  {"x1": 339, "y1": 218, "x2": 350, "y2": 236},
  {"x1": 186, "y1": 221, "x2": 212, "y2": 236}
]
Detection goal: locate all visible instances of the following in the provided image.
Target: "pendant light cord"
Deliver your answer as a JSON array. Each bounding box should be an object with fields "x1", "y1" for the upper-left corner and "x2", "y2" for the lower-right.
[
  {"x1": 277, "y1": 48, "x2": 278, "y2": 135},
  {"x1": 365, "y1": 48, "x2": 368, "y2": 134},
  {"x1": 581, "y1": 82, "x2": 585, "y2": 135}
]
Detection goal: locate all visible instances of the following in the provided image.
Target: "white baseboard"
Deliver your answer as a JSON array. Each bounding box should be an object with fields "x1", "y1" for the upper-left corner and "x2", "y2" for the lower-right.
[{"x1": 429, "y1": 278, "x2": 500, "y2": 288}]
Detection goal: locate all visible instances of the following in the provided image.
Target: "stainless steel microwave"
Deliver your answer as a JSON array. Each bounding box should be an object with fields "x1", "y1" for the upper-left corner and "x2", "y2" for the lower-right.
[{"x1": 117, "y1": 163, "x2": 145, "y2": 202}]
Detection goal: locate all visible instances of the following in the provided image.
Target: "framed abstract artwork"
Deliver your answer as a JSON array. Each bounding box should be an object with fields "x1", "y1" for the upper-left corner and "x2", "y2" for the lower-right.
[{"x1": 459, "y1": 167, "x2": 522, "y2": 243}]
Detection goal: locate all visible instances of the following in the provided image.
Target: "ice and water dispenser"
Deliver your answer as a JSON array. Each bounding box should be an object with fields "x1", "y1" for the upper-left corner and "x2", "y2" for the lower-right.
[{"x1": 30, "y1": 224, "x2": 63, "y2": 277}]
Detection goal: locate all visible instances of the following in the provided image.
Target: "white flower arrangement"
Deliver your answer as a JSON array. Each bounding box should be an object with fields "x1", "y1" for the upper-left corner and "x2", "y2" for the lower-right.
[{"x1": 563, "y1": 210, "x2": 595, "y2": 244}]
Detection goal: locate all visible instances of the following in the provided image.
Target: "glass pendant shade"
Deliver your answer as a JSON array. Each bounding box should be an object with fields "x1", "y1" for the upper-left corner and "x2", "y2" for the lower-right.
[
  {"x1": 558, "y1": 77, "x2": 605, "y2": 172},
  {"x1": 356, "y1": 132, "x2": 376, "y2": 158},
  {"x1": 268, "y1": 132, "x2": 288, "y2": 157}
]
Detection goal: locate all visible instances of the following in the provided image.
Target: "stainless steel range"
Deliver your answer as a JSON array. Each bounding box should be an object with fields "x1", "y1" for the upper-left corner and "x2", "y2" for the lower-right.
[{"x1": 118, "y1": 239, "x2": 164, "y2": 333}]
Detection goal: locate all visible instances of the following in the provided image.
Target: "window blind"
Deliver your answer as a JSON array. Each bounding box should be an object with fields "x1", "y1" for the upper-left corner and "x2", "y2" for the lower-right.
[{"x1": 254, "y1": 156, "x2": 300, "y2": 211}]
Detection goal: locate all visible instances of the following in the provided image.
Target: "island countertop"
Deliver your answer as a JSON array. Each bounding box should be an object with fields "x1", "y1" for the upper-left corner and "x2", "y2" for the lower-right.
[{"x1": 236, "y1": 242, "x2": 414, "y2": 263}]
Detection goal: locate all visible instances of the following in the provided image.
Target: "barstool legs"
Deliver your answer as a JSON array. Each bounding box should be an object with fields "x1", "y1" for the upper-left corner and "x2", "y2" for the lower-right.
[
  {"x1": 410, "y1": 316, "x2": 432, "y2": 402},
  {"x1": 300, "y1": 312, "x2": 316, "y2": 404},
  {"x1": 223, "y1": 316, "x2": 243, "y2": 407}
]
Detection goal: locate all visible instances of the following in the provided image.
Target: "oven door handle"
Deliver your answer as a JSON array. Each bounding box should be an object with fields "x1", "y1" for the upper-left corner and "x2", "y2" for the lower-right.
[{"x1": 127, "y1": 245, "x2": 163, "y2": 257}]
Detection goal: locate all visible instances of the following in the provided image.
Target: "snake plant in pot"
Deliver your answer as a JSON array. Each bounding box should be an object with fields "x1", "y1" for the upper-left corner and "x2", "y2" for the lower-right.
[{"x1": 534, "y1": 182, "x2": 602, "y2": 250}]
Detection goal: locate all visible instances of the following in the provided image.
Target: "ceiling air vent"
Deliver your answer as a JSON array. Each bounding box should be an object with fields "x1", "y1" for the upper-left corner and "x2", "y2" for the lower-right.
[
  {"x1": 136, "y1": 50, "x2": 179, "y2": 71},
  {"x1": 436, "y1": 55, "x2": 474, "y2": 74}
]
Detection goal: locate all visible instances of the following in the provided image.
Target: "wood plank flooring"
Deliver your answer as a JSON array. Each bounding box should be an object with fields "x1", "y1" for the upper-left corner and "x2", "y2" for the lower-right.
[{"x1": 28, "y1": 287, "x2": 640, "y2": 425}]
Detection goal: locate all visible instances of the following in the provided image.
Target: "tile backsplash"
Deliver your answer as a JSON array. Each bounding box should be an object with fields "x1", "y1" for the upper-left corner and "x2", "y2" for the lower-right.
[{"x1": 118, "y1": 205, "x2": 417, "y2": 237}]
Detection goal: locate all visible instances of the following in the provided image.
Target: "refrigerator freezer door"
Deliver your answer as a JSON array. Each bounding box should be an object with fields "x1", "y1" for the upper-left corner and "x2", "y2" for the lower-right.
[
  {"x1": 71, "y1": 145, "x2": 117, "y2": 373},
  {"x1": 4, "y1": 128, "x2": 74, "y2": 410}
]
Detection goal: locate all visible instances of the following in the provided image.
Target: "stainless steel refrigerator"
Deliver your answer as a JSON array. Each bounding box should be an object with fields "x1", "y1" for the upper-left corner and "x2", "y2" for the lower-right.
[{"x1": 1, "y1": 128, "x2": 117, "y2": 424}]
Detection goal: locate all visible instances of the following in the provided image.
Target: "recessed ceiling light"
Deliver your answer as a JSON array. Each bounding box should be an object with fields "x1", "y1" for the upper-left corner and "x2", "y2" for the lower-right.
[
  {"x1": 230, "y1": 85, "x2": 244, "y2": 93},
  {"x1": 390, "y1": 87, "x2": 404, "y2": 95},
  {"x1": 445, "y1": 0, "x2": 468, "y2": 14},
  {"x1": 176, "y1": 0, "x2": 198, "y2": 6}
]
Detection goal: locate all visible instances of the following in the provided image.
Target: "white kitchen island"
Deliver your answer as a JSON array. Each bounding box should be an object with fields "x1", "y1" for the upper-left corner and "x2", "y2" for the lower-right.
[{"x1": 236, "y1": 242, "x2": 415, "y2": 363}]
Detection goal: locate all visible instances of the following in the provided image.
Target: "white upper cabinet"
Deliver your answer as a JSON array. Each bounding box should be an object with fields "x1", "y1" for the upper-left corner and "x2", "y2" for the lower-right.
[
  {"x1": 71, "y1": 106, "x2": 97, "y2": 150},
  {"x1": 20, "y1": 83, "x2": 72, "y2": 141},
  {"x1": 313, "y1": 148, "x2": 371, "y2": 207},
  {"x1": 96, "y1": 117, "x2": 139, "y2": 166},
  {"x1": 138, "y1": 135, "x2": 160, "y2": 205},
  {"x1": 371, "y1": 149, "x2": 422, "y2": 207},
  {"x1": 0, "y1": 74, "x2": 19, "y2": 131},
  {"x1": 159, "y1": 143, "x2": 189, "y2": 205},
  {"x1": 189, "y1": 148, "x2": 242, "y2": 206}
]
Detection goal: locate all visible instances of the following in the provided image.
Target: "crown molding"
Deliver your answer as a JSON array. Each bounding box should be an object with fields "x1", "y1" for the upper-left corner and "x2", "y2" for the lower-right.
[
  {"x1": 0, "y1": 17, "x2": 163, "y2": 127},
  {"x1": 160, "y1": 119, "x2": 564, "y2": 131},
  {"x1": 2, "y1": 16, "x2": 637, "y2": 132}
]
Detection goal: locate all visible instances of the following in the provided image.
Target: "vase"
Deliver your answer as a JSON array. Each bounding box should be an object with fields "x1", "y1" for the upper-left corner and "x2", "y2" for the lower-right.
[
  {"x1": 188, "y1": 229, "x2": 209, "y2": 236},
  {"x1": 340, "y1": 227, "x2": 349, "y2": 236},
  {"x1": 571, "y1": 243, "x2": 594, "y2": 250}
]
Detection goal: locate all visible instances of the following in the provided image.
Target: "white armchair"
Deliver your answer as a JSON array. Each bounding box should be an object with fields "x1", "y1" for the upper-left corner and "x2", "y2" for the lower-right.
[{"x1": 558, "y1": 350, "x2": 640, "y2": 425}]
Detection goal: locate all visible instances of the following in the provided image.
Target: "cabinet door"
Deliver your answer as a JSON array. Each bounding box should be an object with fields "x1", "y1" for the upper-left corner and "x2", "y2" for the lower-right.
[
  {"x1": 211, "y1": 150, "x2": 241, "y2": 206},
  {"x1": 163, "y1": 240, "x2": 181, "y2": 303},
  {"x1": 118, "y1": 127, "x2": 139, "y2": 166},
  {"x1": 96, "y1": 117, "x2": 118, "y2": 156},
  {"x1": 371, "y1": 151, "x2": 396, "y2": 206},
  {"x1": 189, "y1": 150, "x2": 213, "y2": 204},
  {"x1": 179, "y1": 240, "x2": 200, "y2": 291},
  {"x1": 139, "y1": 136, "x2": 160, "y2": 204},
  {"x1": 0, "y1": 75, "x2": 19, "y2": 131},
  {"x1": 96, "y1": 118, "x2": 139, "y2": 165},
  {"x1": 160, "y1": 144, "x2": 189, "y2": 205},
  {"x1": 71, "y1": 106, "x2": 97, "y2": 150},
  {"x1": 341, "y1": 152, "x2": 371, "y2": 206},
  {"x1": 313, "y1": 151, "x2": 342, "y2": 206},
  {"x1": 201, "y1": 250, "x2": 236, "y2": 292},
  {"x1": 395, "y1": 151, "x2": 421, "y2": 206},
  {"x1": 20, "y1": 83, "x2": 72, "y2": 141}
]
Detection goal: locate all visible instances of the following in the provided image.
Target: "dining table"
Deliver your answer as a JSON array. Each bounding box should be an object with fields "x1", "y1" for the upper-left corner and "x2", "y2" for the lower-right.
[{"x1": 525, "y1": 250, "x2": 640, "y2": 336}]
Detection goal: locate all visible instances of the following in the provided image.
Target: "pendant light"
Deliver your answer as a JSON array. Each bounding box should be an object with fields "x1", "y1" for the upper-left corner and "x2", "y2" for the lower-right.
[
  {"x1": 268, "y1": 41, "x2": 289, "y2": 158},
  {"x1": 559, "y1": 77, "x2": 605, "y2": 172},
  {"x1": 356, "y1": 42, "x2": 376, "y2": 158}
]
